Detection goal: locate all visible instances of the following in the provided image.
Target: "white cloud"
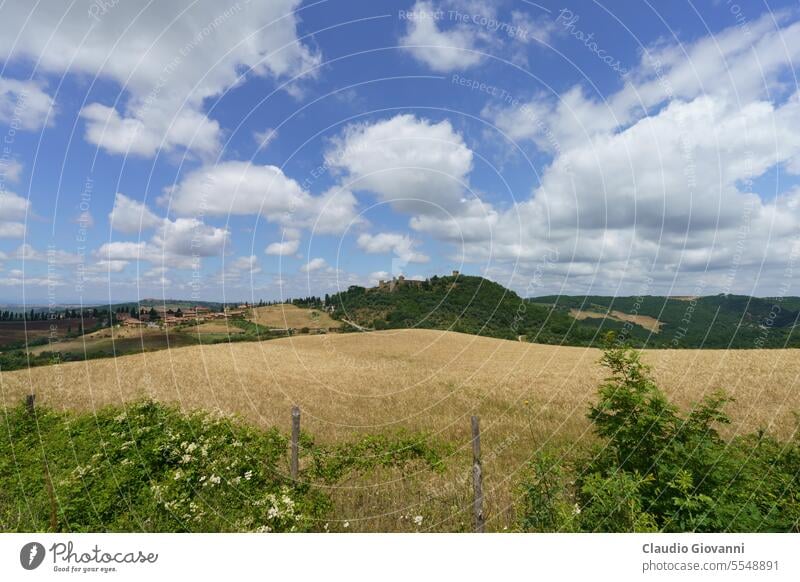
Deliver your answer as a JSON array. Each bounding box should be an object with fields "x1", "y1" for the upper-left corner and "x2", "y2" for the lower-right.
[
  {"x1": 0, "y1": 274, "x2": 64, "y2": 288},
  {"x1": 400, "y1": 1, "x2": 484, "y2": 72},
  {"x1": 153, "y1": 218, "x2": 229, "y2": 258},
  {"x1": 254, "y1": 127, "x2": 279, "y2": 150},
  {"x1": 109, "y1": 193, "x2": 162, "y2": 234},
  {"x1": 0, "y1": 222, "x2": 25, "y2": 238},
  {"x1": 424, "y1": 14, "x2": 800, "y2": 295},
  {"x1": 88, "y1": 260, "x2": 129, "y2": 273},
  {"x1": 0, "y1": 78, "x2": 54, "y2": 130},
  {"x1": 80, "y1": 103, "x2": 221, "y2": 158},
  {"x1": 1, "y1": 159, "x2": 23, "y2": 182},
  {"x1": 0, "y1": 1, "x2": 319, "y2": 157},
  {"x1": 96, "y1": 241, "x2": 148, "y2": 262},
  {"x1": 230, "y1": 255, "x2": 260, "y2": 272},
  {"x1": 0, "y1": 191, "x2": 29, "y2": 238},
  {"x1": 222, "y1": 255, "x2": 262, "y2": 281},
  {"x1": 357, "y1": 232, "x2": 429, "y2": 263},
  {"x1": 265, "y1": 239, "x2": 300, "y2": 256},
  {"x1": 0, "y1": 196, "x2": 27, "y2": 237},
  {"x1": 326, "y1": 114, "x2": 473, "y2": 214},
  {"x1": 300, "y1": 257, "x2": 327, "y2": 272},
  {"x1": 167, "y1": 161, "x2": 360, "y2": 234},
  {"x1": 97, "y1": 217, "x2": 229, "y2": 268},
  {"x1": 13, "y1": 243, "x2": 82, "y2": 264}
]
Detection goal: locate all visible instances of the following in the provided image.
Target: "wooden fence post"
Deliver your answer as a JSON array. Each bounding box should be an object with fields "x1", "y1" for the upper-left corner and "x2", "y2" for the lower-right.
[
  {"x1": 290, "y1": 406, "x2": 300, "y2": 480},
  {"x1": 26, "y1": 394, "x2": 35, "y2": 415},
  {"x1": 471, "y1": 415, "x2": 485, "y2": 532}
]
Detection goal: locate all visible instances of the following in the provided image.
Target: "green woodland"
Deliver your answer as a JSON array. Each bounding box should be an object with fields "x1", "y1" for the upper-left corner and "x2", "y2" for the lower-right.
[{"x1": 330, "y1": 274, "x2": 800, "y2": 348}]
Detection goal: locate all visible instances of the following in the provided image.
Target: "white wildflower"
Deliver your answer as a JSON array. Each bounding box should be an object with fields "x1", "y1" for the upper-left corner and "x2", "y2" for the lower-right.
[{"x1": 413, "y1": 515, "x2": 423, "y2": 526}]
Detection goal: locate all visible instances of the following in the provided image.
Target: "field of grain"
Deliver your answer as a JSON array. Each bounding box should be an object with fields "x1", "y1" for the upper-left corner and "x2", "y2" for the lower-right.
[
  {"x1": 2, "y1": 329, "x2": 798, "y2": 531},
  {"x1": 249, "y1": 304, "x2": 339, "y2": 329},
  {"x1": 569, "y1": 308, "x2": 663, "y2": 333},
  {"x1": 184, "y1": 321, "x2": 246, "y2": 334}
]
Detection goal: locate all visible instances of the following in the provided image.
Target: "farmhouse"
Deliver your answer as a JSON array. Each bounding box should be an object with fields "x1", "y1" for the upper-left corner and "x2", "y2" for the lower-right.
[{"x1": 118, "y1": 314, "x2": 145, "y2": 328}]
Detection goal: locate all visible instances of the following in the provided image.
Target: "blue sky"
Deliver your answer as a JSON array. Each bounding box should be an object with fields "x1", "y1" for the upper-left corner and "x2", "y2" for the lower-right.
[{"x1": 1, "y1": 0, "x2": 800, "y2": 304}]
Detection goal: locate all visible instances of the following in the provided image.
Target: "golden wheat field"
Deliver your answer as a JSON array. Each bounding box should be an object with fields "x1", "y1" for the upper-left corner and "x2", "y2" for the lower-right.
[{"x1": 2, "y1": 329, "x2": 799, "y2": 531}]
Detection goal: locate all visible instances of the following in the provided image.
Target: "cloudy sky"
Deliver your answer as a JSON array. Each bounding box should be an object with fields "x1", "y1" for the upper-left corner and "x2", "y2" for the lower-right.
[{"x1": 1, "y1": 0, "x2": 799, "y2": 303}]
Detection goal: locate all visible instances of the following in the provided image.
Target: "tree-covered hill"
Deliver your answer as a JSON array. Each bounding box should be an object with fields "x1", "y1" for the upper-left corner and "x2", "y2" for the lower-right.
[
  {"x1": 329, "y1": 274, "x2": 581, "y2": 343},
  {"x1": 533, "y1": 294, "x2": 800, "y2": 348},
  {"x1": 329, "y1": 274, "x2": 800, "y2": 348}
]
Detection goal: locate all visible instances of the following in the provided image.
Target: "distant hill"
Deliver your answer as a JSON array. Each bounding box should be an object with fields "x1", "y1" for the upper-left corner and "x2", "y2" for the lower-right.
[
  {"x1": 329, "y1": 274, "x2": 800, "y2": 348},
  {"x1": 534, "y1": 294, "x2": 800, "y2": 348}
]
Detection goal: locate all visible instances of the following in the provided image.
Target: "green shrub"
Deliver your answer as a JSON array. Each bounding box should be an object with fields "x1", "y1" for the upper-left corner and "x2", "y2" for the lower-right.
[
  {"x1": 518, "y1": 340, "x2": 800, "y2": 532},
  {"x1": 0, "y1": 401, "x2": 327, "y2": 532},
  {"x1": 0, "y1": 400, "x2": 451, "y2": 533}
]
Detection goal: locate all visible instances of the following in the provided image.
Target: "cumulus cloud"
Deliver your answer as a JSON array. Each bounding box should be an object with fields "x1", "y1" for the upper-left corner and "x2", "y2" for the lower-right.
[
  {"x1": 1, "y1": 159, "x2": 23, "y2": 183},
  {"x1": 167, "y1": 161, "x2": 360, "y2": 234},
  {"x1": 462, "y1": 14, "x2": 800, "y2": 294},
  {"x1": 326, "y1": 114, "x2": 473, "y2": 214},
  {"x1": 97, "y1": 217, "x2": 229, "y2": 268},
  {"x1": 153, "y1": 218, "x2": 229, "y2": 258},
  {"x1": 109, "y1": 193, "x2": 162, "y2": 234},
  {"x1": 223, "y1": 255, "x2": 262, "y2": 281},
  {"x1": 357, "y1": 232, "x2": 429, "y2": 263},
  {"x1": 0, "y1": 1, "x2": 319, "y2": 157},
  {"x1": 265, "y1": 239, "x2": 300, "y2": 256},
  {"x1": 0, "y1": 78, "x2": 54, "y2": 130},
  {"x1": 254, "y1": 127, "x2": 279, "y2": 150},
  {"x1": 14, "y1": 243, "x2": 82, "y2": 264},
  {"x1": 300, "y1": 257, "x2": 327, "y2": 272},
  {"x1": 0, "y1": 191, "x2": 30, "y2": 238},
  {"x1": 400, "y1": 1, "x2": 485, "y2": 72}
]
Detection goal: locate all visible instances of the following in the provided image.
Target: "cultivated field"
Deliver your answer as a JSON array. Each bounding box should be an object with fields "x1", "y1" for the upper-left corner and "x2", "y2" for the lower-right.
[
  {"x1": 569, "y1": 308, "x2": 663, "y2": 333},
  {"x1": 26, "y1": 325, "x2": 204, "y2": 356},
  {"x1": 0, "y1": 318, "x2": 98, "y2": 346},
  {"x1": 2, "y1": 329, "x2": 798, "y2": 531},
  {"x1": 249, "y1": 304, "x2": 339, "y2": 330}
]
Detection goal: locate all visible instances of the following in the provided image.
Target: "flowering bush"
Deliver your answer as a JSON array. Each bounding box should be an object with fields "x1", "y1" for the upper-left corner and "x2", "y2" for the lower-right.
[
  {"x1": 0, "y1": 401, "x2": 327, "y2": 532},
  {"x1": 0, "y1": 400, "x2": 447, "y2": 532}
]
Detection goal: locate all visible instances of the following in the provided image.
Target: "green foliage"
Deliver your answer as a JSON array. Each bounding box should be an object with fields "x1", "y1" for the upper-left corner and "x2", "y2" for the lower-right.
[
  {"x1": 536, "y1": 294, "x2": 800, "y2": 348},
  {"x1": 307, "y1": 432, "x2": 448, "y2": 483},
  {"x1": 0, "y1": 401, "x2": 326, "y2": 532},
  {"x1": 0, "y1": 401, "x2": 451, "y2": 533},
  {"x1": 328, "y1": 275, "x2": 579, "y2": 343},
  {"x1": 516, "y1": 451, "x2": 580, "y2": 532},
  {"x1": 518, "y1": 341, "x2": 800, "y2": 532}
]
